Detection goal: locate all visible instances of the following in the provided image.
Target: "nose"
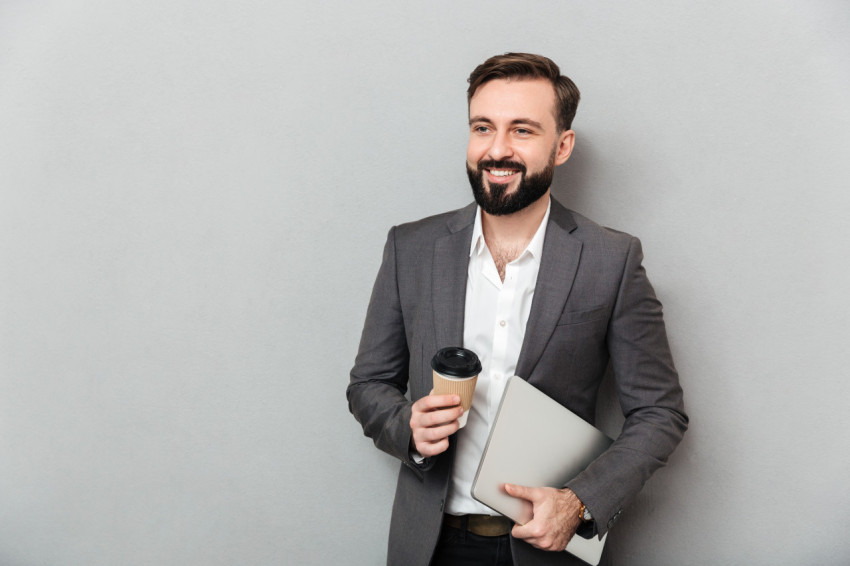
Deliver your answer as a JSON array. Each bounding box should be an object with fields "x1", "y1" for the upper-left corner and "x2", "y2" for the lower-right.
[{"x1": 487, "y1": 130, "x2": 514, "y2": 161}]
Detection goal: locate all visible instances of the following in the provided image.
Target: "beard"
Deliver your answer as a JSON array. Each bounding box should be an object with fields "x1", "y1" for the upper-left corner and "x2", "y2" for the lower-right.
[{"x1": 466, "y1": 151, "x2": 556, "y2": 216}]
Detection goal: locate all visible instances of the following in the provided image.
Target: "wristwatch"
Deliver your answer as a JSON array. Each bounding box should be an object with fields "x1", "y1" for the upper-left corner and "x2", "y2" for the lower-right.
[{"x1": 579, "y1": 503, "x2": 593, "y2": 522}]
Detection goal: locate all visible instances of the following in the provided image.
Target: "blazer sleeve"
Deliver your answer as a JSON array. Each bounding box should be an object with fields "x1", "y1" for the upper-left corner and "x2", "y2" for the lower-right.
[
  {"x1": 566, "y1": 237, "x2": 688, "y2": 537},
  {"x1": 346, "y1": 227, "x2": 426, "y2": 475}
]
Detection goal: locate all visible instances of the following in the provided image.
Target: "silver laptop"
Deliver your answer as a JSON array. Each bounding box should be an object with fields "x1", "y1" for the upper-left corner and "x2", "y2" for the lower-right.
[{"x1": 470, "y1": 376, "x2": 613, "y2": 566}]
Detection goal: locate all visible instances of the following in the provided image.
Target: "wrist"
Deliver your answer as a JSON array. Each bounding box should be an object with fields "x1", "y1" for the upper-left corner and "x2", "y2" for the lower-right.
[{"x1": 559, "y1": 488, "x2": 586, "y2": 521}]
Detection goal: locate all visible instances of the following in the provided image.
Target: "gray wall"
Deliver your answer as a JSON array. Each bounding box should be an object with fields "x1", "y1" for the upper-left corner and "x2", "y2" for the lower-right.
[{"x1": 2, "y1": 1, "x2": 848, "y2": 564}]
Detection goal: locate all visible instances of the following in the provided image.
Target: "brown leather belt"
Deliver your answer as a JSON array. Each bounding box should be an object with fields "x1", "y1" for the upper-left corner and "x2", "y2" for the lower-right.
[{"x1": 443, "y1": 513, "x2": 512, "y2": 537}]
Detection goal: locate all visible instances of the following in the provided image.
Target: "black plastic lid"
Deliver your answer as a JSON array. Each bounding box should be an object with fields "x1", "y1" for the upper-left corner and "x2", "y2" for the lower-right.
[{"x1": 430, "y1": 347, "x2": 482, "y2": 378}]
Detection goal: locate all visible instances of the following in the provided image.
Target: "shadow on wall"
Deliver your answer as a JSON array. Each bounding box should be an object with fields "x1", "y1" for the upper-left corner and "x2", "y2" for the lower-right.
[
  {"x1": 551, "y1": 134, "x2": 628, "y2": 435},
  {"x1": 551, "y1": 137, "x2": 667, "y2": 566},
  {"x1": 551, "y1": 133, "x2": 598, "y2": 215}
]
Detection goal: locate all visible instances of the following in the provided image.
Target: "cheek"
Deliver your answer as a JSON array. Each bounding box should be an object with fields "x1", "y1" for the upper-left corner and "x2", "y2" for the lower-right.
[
  {"x1": 518, "y1": 148, "x2": 544, "y2": 169},
  {"x1": 467, "y1": 139, "x2": 487, "y2": 163}
]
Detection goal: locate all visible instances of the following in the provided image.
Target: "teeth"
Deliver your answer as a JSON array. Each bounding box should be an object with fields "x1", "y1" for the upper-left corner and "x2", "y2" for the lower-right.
[{"x1": 489, "y1": 169, "x2": 516, "y2": 177}]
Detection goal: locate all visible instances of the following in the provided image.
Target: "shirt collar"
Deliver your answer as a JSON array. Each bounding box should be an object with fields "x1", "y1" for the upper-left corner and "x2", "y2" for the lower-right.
[
  {"x1": 525, "y1": 198, "x2": 551, "y2": 263},
  {"x1": 469, "y1": 208, "x2": 486, "y2": 258},
  {"x1": 469, "y1": 197, "x2": 551, "y2": 263}
]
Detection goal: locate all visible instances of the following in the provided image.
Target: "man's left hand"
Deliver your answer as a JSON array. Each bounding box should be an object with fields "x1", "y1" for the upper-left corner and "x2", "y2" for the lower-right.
[{"x1": 503, "y1": 484, "x2": 583, "y2": 552}]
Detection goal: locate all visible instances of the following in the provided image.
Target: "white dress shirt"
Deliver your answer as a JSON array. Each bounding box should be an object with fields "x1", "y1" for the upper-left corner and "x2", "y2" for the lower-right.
[{"x1": 445, "y1": 198, "x2": 551, "y2": 516}]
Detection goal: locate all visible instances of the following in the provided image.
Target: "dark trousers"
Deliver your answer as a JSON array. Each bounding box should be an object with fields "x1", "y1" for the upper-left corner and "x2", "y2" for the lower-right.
[{"x1": 430, "y1": 525, "x2": 514, "y2": 566}]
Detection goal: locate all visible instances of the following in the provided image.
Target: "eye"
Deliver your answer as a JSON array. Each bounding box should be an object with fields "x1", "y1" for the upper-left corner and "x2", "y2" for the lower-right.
[
  {"x1": 472, "y1": 125, "x2": 491, "y2": 134},
  {"x1": 515, "y1": 128, "x2": 532, "y2": 136}
]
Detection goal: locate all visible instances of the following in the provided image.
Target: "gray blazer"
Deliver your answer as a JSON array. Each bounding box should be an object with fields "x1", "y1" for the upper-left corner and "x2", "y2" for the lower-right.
[{"x1": 347, "y1": 198, "x2": 687, "y2": 565}]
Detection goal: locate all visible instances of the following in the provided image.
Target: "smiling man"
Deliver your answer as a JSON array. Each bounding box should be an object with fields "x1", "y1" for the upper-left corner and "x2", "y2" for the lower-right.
[
  {"x1": 348, "y1": 53, "x2": 687, "y2": 566},
  {"x1": 466, "y1": 77, "x2": 571, "y2": 219}
]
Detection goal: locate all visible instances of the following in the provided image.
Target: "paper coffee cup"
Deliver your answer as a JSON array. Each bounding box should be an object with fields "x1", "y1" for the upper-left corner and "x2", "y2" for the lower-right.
[{"x1": 431, "y1": 347, "x2": 482, "y2": 428}]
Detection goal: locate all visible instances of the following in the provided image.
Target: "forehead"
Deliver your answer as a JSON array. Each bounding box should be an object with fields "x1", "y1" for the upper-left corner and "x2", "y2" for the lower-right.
[{"x1": 468, "y1": 78, "x2": 557, "y2": 127}]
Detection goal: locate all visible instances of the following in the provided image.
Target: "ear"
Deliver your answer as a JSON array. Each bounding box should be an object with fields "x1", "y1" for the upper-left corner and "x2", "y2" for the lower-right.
[{"x1": 554, "y1": 130, "x2": 575, "y2": 166}]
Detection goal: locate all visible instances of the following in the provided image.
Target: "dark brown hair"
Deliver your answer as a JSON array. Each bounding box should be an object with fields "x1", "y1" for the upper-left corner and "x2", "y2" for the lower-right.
[{"x1": 467, "y1": 52, "x2": 580, "y2": 131}]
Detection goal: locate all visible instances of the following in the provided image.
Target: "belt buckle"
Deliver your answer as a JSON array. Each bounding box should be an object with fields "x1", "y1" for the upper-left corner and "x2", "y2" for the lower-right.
[{"x1": 467, "y1": 514, "x2": 511, "y2": 537}]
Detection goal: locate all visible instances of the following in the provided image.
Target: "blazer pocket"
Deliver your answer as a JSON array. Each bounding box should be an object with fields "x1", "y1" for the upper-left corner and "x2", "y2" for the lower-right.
[{"x1": 556, "y1": 304, "x2": 610, "y2": 326}]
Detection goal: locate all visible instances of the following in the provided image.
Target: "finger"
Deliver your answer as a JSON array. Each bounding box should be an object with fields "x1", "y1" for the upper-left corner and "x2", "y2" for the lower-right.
[
  {"x1": 511, "y1": 522, "x2": 529, "y2": 540},
  {"x1": 415, "y1": 420, "x2": 460, "y2": 442},
  {"x1": 420, "y1": 405, "x2": 464, "y2": 427},
  {"x1": 510, "y1": 521, "x2": 541, "y2": 544},
  {"x1": 504, "y1": 483, "x2": 535, "y2": 502},
  {"x1": 512, "y1": 521, "x2": 561, "y2": 551},
  {"x1": 411, "y1": 404, "x2": 463, "y2": 431},
  {"x1": 416, "y1": 394, "x2": 461, "y2": 411},
  {"x1": 411, "y1": 413, "x2": 461, "y2": 444},
  {"x1": 416, "y1": 437, "x2": 449, "y2": 457}
]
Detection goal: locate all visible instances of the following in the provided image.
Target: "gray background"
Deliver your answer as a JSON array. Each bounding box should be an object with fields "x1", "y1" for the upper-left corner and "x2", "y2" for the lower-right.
[{"x1": 1, "y1": 1, "x2": 848, "y2": 564}]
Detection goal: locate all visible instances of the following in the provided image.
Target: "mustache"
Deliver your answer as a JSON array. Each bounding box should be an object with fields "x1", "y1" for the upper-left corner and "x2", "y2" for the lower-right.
[{"x1": 476, "y1": 159, "x2": 527, "y2": 174}]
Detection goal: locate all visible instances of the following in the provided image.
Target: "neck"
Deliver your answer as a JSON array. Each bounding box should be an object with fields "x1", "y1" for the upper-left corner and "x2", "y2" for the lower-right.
[{"x1": 481, "y1": 190, "x2": 550, "y2": 248}]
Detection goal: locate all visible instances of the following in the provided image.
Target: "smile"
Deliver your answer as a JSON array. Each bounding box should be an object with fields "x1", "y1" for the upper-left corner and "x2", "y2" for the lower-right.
[{"x1": 488, "y1": 169, "x2": 517, "y2": 177}]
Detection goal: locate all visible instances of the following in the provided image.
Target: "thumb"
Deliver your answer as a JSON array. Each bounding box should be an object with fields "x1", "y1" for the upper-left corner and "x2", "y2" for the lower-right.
[{"x1": 504, "y1": 483, "x2": 534, "y2": 501}]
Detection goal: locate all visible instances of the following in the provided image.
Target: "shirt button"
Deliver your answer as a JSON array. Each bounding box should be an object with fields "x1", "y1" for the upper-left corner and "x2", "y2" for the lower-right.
[
  {"x1": 499, "y1": 320, "x2": 506, "y2": 327},
  {"x1": 494, "y1": 373, "x2": 502, "y2": 380}
]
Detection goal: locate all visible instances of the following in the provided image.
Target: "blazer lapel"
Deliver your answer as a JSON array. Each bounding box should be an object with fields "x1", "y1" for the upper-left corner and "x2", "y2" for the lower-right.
[
  {"x1": 516, "y1": 200, "x2": 582, "y2": 379},
  {"x1": 432, "y1": 204, "x2": 476, "y2": 349}
]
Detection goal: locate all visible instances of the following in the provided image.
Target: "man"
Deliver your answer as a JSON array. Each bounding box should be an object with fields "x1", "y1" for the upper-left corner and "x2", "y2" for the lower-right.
[{"x1": 347, "y1": 53, "x2": 687, "y2": 565}]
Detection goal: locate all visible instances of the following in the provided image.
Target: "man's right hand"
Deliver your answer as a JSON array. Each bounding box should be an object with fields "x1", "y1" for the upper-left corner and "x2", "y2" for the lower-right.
[{"x1": 409, "y1": 394, "x2": 463, "y2": 458}]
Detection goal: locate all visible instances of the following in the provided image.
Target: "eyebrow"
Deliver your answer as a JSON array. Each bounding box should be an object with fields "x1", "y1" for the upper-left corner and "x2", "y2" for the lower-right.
[{"x1": 468, "y1": 116, "x2": 545, "y2": 130}]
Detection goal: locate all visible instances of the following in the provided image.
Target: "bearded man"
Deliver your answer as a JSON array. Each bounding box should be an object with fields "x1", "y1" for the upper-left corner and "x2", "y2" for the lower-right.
[{"x1": 347, "y1": 53, "x2": 687, "y2": 566}]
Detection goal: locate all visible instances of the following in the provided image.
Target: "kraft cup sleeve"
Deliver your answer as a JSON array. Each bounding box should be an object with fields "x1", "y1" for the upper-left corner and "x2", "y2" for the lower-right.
[{"x1": 432, "y1": 370, "x2": 478, "y2": 431}]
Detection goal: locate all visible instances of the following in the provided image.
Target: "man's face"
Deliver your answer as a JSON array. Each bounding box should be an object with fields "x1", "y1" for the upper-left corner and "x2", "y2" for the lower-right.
[{"x1": 466, "y1": 78, "x2": 574, "y2": 215}]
